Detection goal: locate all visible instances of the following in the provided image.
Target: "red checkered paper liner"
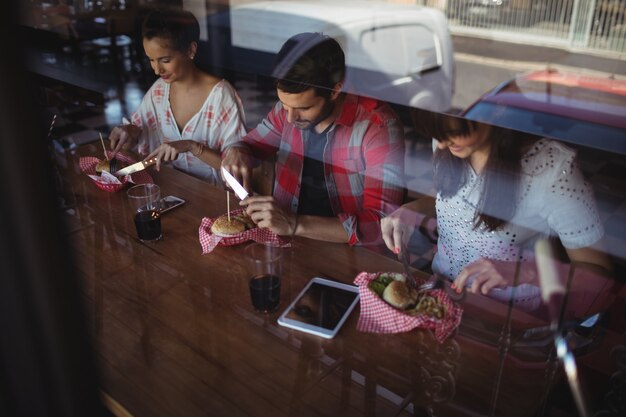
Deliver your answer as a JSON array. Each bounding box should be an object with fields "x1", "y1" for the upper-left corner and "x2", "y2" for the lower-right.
[
  {"x1": 198, "y1": 208, "x2": 291, "y2": 253},
  {"x1": 353, "y1": 271, "x2": 463, "y2": 343},
  {"x1": 79, "y1": 151, "x2": 153, "y2": 192}
]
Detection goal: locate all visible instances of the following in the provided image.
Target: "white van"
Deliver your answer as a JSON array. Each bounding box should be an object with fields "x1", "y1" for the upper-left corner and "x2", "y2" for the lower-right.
[{"x1": 223, "y1": 0, "x2": 455, "y2": 112}]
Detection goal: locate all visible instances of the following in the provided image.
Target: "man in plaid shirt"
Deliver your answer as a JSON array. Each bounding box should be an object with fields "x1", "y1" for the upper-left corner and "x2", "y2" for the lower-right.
[{"x1": 223, "y1": 33, "x2": 405, "y2": 246}]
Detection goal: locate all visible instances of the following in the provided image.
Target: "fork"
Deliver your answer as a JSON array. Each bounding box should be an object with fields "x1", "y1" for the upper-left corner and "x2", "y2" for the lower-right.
[
  {"x1": 108, "y1": 157, "x2": 119, "y2": 174},
  {"x1": 400, "y1": 248, "x2": 435, "y2": 291},
  {"x1": 415, "y1": 274, "x2": 441, "y2": 293},
  {"x1": 399, "y1": 248, "x2": 417, "y2": 289}
]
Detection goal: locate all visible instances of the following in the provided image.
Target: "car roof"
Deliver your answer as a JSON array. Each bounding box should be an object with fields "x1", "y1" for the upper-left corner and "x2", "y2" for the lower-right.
[
  {"x1": 232, "y1": 0, "x2": 442, "y2": 25},
  {"x1": 473, "y1": 70, "x2": 626, "y2": 130},
  {"x1": 463, "y1": 69, "x2": 626, "y2": 154}
]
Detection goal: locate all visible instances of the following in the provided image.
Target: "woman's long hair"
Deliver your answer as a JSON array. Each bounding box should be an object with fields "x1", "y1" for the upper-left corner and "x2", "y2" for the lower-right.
[{"x1": 412, "y1": 109, "x2": 536, "y2": 231}]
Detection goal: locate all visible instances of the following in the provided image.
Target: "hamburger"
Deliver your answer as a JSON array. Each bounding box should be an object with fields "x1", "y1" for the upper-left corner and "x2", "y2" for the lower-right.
[
  {"x1": 368, "y1": 272, "x2": 417, "y2": 310},
  {"x1": 210, "y1": 213, "x2": 255, "y2": 237},
  {"x1": 383, "y1": 280, "x2": 418, "y2": 309},
  {"x1": 368, "y1": 272, "x2": 446, "y2": 319},
  {"x1": 95, "y1": 158, "x2": 120, "y2": 174}
]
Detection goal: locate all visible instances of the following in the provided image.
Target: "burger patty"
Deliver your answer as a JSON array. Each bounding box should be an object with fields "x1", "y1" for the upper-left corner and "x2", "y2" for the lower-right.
[{"x1": 211, "y1": 213, "x2": 255, "y2": 236}]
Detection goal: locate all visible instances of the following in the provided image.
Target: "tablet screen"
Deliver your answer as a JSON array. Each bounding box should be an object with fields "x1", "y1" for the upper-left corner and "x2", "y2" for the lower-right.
[{"x1": 283, "y1": 281, "x2": 359, "y2": 330}]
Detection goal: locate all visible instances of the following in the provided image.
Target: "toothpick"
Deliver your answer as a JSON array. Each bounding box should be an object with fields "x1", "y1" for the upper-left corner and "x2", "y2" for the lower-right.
[
  {"x1": 227, "y1": 191, "x2": 231, "y2": 222},
  {"x1": 99, "y1": 132, "x2": 109, "y2": 161}
]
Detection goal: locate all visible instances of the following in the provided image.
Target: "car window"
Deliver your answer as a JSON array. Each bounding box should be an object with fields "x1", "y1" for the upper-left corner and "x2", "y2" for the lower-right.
[{"x1": 359, "y1": 24, "x2": 440, "y2": 75}]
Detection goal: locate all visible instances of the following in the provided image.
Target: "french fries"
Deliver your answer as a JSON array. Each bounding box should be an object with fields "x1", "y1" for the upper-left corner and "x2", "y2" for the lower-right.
[{"x1": 407, "y1": 294, "x2": 446, "y2": 319}]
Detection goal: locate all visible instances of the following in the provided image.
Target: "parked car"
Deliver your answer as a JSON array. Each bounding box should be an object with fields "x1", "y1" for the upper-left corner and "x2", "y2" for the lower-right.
[
  {"x1": 206, "y1": 0, "x2": 455, "y2": 112},
  {"x1": 450, "y1": 0, "x2": 512, "y2": 26},
  {"x1": 462, "y1": 69, "x2": 626, "y2": 155}
]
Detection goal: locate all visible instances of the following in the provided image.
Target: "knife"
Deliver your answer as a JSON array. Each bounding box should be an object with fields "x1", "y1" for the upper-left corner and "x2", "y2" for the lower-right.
[
  {"x1": 221, "y1": 166, "x2": 249, "y2": 200},
  {"x1": 437, "y1": 273, "x2": 465, "y2": 301},
  {"x1": 114, "y1": 157, "x2": 157, "y2": 177}
]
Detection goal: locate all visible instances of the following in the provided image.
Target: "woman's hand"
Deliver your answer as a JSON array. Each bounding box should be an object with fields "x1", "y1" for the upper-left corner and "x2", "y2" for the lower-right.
[
  {"x1": 145, "y1": 140, "x2": 197, "y2": 171},
  {"x1": 453, "y1": 258, "x2": 524, "y2": 295},
  {"x1": 241, "y1": 195, "x2": 297, "y2": 236},
  {"x1": 109, "y1": 124, "x2": 141, "y2": 157},
  {"x1": 381, "y1": 205, "x2": 422, "y2": 255}
]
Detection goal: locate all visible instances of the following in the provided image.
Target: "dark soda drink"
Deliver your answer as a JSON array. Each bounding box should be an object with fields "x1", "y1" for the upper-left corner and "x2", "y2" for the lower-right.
[
  {"x1": 249, "y1": 274, "x2": 281, "y2": 312},
  {"x1": 134, "y1": 210, "x2": 162, "y2": 241}
]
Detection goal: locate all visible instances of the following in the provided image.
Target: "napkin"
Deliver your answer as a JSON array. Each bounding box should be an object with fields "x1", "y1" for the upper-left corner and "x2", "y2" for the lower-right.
[
  {"x1": 198, "y1": 208, "x2": 291, "y2": 253},
  {"x1": 87, "y1": 170, "x2": 122, "y2": 184},
  {"x1": 353, "y1": 271, "x2": 463, "y2": 343}
]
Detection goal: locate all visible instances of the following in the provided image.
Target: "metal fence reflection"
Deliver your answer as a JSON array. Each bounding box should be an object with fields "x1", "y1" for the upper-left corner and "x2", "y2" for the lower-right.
[{"x1": 414, "y1": 0, "x2": 625, "y2": 54}]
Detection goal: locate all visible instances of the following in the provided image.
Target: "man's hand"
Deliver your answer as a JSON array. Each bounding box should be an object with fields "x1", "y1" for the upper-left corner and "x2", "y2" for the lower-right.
[
  {"x1": 221, "y1": 146, "x2": 254, "y2": 192},
  {"x1": 241, "y1": 195, "x2": 297, "y2": 236},
  {"x1": 145, "y1": 140, "x2": 195, "y2": 171},
  {"x1": 109, "y1": 124, "x2": 141, "y2": 158}
]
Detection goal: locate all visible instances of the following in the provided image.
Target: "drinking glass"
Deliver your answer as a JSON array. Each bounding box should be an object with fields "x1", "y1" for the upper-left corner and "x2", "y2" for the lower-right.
[
  {"x1": 245, "y1": 243, "x2": 283, "y2": 312},
  {"x1": 127, "y1": 184, "x2": 162, "y2": 242}
]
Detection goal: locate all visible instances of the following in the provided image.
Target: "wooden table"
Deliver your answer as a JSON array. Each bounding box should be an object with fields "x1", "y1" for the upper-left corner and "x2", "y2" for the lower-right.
[{"x1": 57, "y1": 142, "x2": 573, "y2": 417}]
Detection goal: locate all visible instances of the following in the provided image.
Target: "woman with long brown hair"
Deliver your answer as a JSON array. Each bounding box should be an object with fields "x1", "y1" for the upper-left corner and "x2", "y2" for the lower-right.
[{"x1": 382, "y1": 110, "x2": 612, "y2": 311}]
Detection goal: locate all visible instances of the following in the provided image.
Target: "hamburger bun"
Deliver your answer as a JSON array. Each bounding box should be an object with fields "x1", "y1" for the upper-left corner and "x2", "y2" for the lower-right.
[
  {"x1": 96, "y1": 159, "x2": 111, "y2": 173},
  {"x1": 210, "y1": 214, "x2": 254, "y2": 236},
  {"x1": 382, "y1": 280, "x2": 417, "y2": 310}
]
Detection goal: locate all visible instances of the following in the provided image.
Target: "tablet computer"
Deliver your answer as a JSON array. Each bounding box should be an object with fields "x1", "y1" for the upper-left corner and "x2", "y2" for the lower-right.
[{"x1": 277, "y1": 277, "x2": 360, "y2": 339}]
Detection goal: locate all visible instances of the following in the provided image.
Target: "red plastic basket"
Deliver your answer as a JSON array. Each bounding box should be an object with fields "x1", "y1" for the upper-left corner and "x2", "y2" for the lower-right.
[
  {"x1": 198, "y1": 209, "x2": 291, "y2": 253},
  {"x1": 79, "y1": 151, "x2": 153, "y2": 193},
  {"x1": 353, "y1": 271, "x2": 463, "y2": 343}
]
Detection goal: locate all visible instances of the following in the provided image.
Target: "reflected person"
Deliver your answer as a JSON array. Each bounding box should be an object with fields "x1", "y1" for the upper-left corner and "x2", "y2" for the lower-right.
[
  {"x1": 382, "y1": 110, "x2": 612, "y2": 312},
  {"x1": 222, "y1": 32, "x2": 405, "y2": 245},
  {"x1": 109, "y1": 9, "x2": 247, "y2": 185}
]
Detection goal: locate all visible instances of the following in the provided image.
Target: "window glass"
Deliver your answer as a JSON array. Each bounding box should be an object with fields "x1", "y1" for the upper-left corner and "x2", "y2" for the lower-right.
[{"x1": 17, "y1": 1, "x2": 626, "y2": 416}]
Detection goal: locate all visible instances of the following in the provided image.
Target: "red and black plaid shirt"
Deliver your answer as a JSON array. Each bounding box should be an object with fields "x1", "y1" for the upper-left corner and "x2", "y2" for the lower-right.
[{"x1": 243, "y1": 94, "x2": 405, "y2": 245}]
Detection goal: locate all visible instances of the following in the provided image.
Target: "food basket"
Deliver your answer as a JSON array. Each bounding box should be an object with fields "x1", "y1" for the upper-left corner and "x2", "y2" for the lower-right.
[
  {"x1": 79, "y1": 151, "x2": 153, "y2": 192},
  {"x1": 353, "y1": 271, "x2": 463, "y2": 343},
  {"x1": 198, "y1": 208, "x2": 291, "y2": 253}
]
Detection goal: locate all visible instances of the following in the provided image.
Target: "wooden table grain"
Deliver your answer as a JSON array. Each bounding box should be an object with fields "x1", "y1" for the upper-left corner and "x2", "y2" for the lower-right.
[{"x1": 58, "y1": 143, "x2": 561, "y2": 417}]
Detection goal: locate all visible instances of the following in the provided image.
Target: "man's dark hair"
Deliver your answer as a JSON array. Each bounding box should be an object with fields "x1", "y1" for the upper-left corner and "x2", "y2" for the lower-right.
[
  {"x1": 272, "y1": 32, "x2": 345, "y2": 99},
  {"x1": 142, "y1": 9, "x2": 200, "y2": 53}
]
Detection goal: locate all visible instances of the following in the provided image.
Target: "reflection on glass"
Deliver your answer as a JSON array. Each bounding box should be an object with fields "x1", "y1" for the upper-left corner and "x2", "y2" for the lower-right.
[
  {"x1": 228, "y1": 0, "x2": 454, "y2": 111},
  {"x1": 462, "y1": 69, "x2": 626, "y2": 155}
]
